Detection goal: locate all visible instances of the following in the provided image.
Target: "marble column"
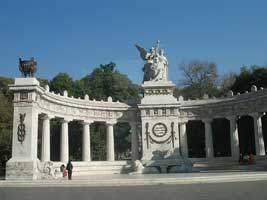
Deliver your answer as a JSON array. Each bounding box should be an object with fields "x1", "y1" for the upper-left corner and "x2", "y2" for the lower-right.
[
  {"x1": 227, "y1": 116, "x2": 239, "y2": 158},
  {"x1": 82, "y1": 121, "x2": 93, "y2": 161},
  {"x1": 41, "y1": 115, "x2": 52, "y2": 162},
  {"x1": 60, "y1": 119, "x2": 70, "y2": 163},
  {"x1": 179, "y1": 121, "x2": 188, "y2": 158},
  {"x1": 251, "y1": 113, "x2": 265, "y2": 156},
  {"x1": 203, "y1": 119, "x2": 214, "y2": 158},
  {"x1": 130, "y1": 122, "x2": 139, "y2": 161},
  {"x1": 106, "y1": 121, "x2": 116, "y2": 161}
]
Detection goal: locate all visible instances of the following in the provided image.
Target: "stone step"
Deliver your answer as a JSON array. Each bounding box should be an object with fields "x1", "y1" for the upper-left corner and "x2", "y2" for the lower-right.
[
  {"x1": 52, "y1": 161, "x2": 133, "y2": 176},
  {"x1": 192, "y1": 156, "x2": 267, "y2": 171}
]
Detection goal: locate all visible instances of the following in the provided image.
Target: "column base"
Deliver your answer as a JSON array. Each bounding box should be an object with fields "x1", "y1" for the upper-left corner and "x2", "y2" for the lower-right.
[{"x1": 5, "y1": 158, "x2": 41, "y2": 180}]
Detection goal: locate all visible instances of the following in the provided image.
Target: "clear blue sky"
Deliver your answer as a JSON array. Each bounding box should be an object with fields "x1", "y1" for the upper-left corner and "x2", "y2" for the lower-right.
[{"x1": 0, "y1": 0, "x2": 266, "y2": 84}]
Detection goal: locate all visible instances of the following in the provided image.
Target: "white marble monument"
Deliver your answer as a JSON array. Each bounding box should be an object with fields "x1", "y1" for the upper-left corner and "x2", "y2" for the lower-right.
[
  {"x1": 5, "y1": 43, "x2": 267, "y2": 179},
  {"x1": 135, "y1": 41, "x2": 191, "y2": 173}
]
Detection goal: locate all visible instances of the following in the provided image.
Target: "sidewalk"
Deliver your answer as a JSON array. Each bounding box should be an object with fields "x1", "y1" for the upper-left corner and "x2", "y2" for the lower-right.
[{"x1": 1, "y1": 171, "x2": 267, "y2": 187}]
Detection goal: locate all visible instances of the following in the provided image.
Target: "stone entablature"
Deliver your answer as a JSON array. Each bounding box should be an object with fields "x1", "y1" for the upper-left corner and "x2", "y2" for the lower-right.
[
  {"x1": 11, "y1": 80, "x2": 267, "y2": 124},
  {"x1": 10, "y1": 78, "x2": 138, "y2": 123},
  {"x1": 138, "y1": 86, "x2": 267, "y2": 121},
  {"x1": 179, "y1": 86, "x2": 267, "y2": 120}
]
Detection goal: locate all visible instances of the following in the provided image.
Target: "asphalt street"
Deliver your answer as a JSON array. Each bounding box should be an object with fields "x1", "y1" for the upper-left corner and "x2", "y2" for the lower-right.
[{"x1": 1, "y1": 180, "x2": 267, "y2": 200}]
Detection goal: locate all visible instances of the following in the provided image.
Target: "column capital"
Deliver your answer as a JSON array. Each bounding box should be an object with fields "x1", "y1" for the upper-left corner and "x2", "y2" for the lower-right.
[
  {"x1": 106, "y1": 120, "x2": 117, "y2": 126},
  {"x1": 249, "y1": 112, "x2": 264, "y2": 119},
  {"x1": 179, "y1": 119, "x2": 188, "y2": 124},
  {"x1": 60, "y1": 118, "x2": 72, "y2": 123},
  {"x1": 41, "y1": 114, "x2": 54, "y2": 120},
  {"x1": 226, "y1": 115, "x2": 237, "y2": 121},
  {"x1": 202, "y1": 118, "x2": 213, "y2": 123},
  {"x1": 82, "y1": 120, "x2": 94, "y2": 125},
  {"x1": 129, "y1": 121, "x2": 139, "y2": 127}
]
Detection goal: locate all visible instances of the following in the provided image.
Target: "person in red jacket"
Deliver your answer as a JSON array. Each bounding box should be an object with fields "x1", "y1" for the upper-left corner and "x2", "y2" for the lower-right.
[
  {"x1": 60, "y1": 164, "x2": 68, "y2": 179},
  {"x1": 248, "y1": 153, "x2": 254, "y2": 164}
]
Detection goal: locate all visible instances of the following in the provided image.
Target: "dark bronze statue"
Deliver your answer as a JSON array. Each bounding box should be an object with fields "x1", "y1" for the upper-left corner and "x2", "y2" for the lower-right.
[{"x1": 19, "y1": 57, "x2": 37, "y2": 77}]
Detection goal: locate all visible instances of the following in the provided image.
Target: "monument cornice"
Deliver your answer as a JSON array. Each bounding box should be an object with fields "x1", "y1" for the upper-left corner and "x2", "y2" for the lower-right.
[{"x1": 179, "y1": 87, "x2": 267, "y2": 119}]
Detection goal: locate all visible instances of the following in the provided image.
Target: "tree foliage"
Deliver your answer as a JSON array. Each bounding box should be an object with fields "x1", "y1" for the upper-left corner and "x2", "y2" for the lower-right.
[
  {"x1": 218, "y1": 73, "x2": 236, "y2": 96},
  {"x1": 230, "y1": 65, "x2": 267, "y2": 93},
  {"x1": 81, "y1": 62, "x2": 140, "y2": 102},
  {"x1": 38, "y1": 78, "x2": 49, "y2": 88},
  {"x1": 0, "y1": 77, "x2": 13, "y2": 174},
  {"x1": 177, "y1": 60, "x2": 218, "y2": 99},
  {"x1": 49, "y1": 73, "x2": 75, "y2": 96}
]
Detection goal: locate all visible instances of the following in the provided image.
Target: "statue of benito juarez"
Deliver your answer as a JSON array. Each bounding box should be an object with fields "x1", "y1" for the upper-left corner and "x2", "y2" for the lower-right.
[{"x1": 135, "y1": 40, "x2": 168, "y2": 83}]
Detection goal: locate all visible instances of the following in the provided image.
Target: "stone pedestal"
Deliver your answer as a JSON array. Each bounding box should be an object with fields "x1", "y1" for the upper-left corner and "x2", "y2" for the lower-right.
[
  {"x1": 6, "y1": 78, "x2": 40, "y2": 180},
  {"x1": 6, "y1": 159, "x2": 40, "y2": 180},
  {"x1": 141, "y1": 81, "x2": 178, "y2": 105},
  {"x1": 14, "y1": 77, "x2": 40, "y2": 86},
  {"x1": 138, "y1": 80, "x2": 185, "y2": 172}
]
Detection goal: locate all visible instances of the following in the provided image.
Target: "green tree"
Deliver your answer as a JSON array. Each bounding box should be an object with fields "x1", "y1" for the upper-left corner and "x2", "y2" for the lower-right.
[
  {"x1": 69, "y1": 121, "x2": 83, "y2": 161},
  {"x1": 90, "y1": 123, "x2": 107, "y2": 161},
  {"x1": 81, "y1": 62, "x2": 140, "y2": 102},
  {"x1": 0, "y1": 77, "x2": 13, "y2": 175},
  {"x1": 218, "y1": 73, "x2": 236, "y2": 96},
  {"x1": 38, "y1": 78, "x2": 49, "y2": 88},
  {"x1": 49, "y1": 73, "x2": 75, "y2": 96},
  {"x1": 72, "y1": 80, "x2": 89, "y2": 99},
  {"x1": 230, "y1": 65, "x2": 267, "y2": 93},
  {"x1": 114, "y1": 123, "x2": 131, "y2": 160}
]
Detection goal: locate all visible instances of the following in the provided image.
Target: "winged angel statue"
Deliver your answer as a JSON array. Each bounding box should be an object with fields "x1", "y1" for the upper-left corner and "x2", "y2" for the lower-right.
[{"x1": 135, "y1": 40, "x2": 168, "y2": 82}]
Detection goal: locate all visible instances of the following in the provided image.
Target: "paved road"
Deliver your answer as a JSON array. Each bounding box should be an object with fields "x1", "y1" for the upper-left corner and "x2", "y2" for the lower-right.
[{"x1": 1, "y1": 180, "x2": 267, "y2": 200}]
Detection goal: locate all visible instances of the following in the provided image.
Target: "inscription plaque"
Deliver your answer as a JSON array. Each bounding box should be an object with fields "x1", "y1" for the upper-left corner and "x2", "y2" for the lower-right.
[{"x1": 152, "y1": 123, "x2": 167, "y2": 137}]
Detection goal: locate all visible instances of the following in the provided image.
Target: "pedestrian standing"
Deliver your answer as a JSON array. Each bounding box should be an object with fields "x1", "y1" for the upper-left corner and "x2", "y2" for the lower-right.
[
  {"x1": 238, "y1": 153, "x2": 243, "y2": 165},
  {"x1": 66, "y1": 160, "x2": 73, "y2": 180}
]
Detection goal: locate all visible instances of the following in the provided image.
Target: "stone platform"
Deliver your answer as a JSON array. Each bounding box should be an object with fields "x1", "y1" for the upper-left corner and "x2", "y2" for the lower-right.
[{"x1": 1, "y1": 171, "x2": 267, "y2": 187}]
